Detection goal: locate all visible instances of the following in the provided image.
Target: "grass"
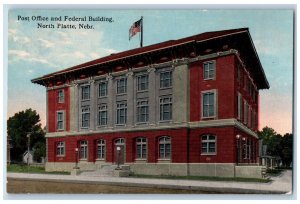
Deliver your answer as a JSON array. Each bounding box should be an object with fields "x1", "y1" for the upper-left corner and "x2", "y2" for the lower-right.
[
  {"x1": 7, "y1": 164, "x2": 70, "y2": 175},
  {"x1": 130, "y1": 174, "x2": 270, "y2": 183},
  {"x1": 266, "y1": 168, "x2": 283, "y2": 177}
]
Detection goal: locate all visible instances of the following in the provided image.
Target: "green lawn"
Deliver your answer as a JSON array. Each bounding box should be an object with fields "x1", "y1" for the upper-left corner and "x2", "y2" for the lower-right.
[
  {"x1": 7, "y1": 164, "x2": 70, "y2": 175},
  {"x1": 130, "y1": 174, "x2": 270, "y2": 183}
]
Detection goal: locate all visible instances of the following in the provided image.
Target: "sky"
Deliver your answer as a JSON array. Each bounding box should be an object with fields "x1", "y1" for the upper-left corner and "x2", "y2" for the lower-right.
[{"x1": 6, "y1": 9, "x2": 294, "y2": 135}]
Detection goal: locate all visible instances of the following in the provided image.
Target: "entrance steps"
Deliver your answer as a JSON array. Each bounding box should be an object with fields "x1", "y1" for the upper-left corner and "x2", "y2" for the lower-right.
[{"x1": 80, "y1": 165, "x2": 130, "y2": 177}]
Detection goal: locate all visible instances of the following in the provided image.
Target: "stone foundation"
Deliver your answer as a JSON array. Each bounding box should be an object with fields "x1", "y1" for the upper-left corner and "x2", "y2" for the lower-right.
[{"x1": 45, "y1": 162, "x2": 264, "y2": 178}]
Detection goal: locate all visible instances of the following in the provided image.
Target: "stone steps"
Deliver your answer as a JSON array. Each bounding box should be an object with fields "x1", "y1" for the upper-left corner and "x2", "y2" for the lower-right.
[{"x1": 80, "y1": 165, "x2": 122, "y2": 177}]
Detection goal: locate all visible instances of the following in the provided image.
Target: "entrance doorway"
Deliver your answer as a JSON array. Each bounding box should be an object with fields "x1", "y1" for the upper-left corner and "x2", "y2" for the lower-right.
[{"x1": 114, "y1": 138, "x2": 125, "y2": 165}]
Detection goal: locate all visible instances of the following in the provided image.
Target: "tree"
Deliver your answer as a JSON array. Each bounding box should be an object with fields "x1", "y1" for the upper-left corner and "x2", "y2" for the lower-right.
[
  {"x1": 258, "y1": 126, "x2": 277, "y2": 145},
  {"x1": 280, "y1": 133, "x2": 293, "y2": 167},
  {"x1": 7, "y1": 109, "x2": 46, "y2": 162}
]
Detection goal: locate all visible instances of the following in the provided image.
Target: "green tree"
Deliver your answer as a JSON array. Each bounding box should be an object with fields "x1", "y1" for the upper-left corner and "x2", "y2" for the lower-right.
[
  {"x1": 7, "y1": 109, "x2": 46, "y2": 162},
  {"x1": 258, "y1": 126, "x2": 277, "y2": 145},
  {"x1": 280, "y1": 133, "x2": 293, "y2": 167}
]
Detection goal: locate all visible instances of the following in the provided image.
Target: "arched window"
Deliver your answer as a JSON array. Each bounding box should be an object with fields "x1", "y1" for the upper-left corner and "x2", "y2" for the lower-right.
[
  {"x1": 201, "y1": 135, "x2": 216, "y2": 154},
  {"x1": 136, "y1": 137, "x2": 147, "y2": 159},
  {"x1": 80, "y1": 140, "x2": 88, "y2": 159},
  {"x1": 159, "y1": 136, "x2": 171, "y2": 159},
  {"x1": 115, "y1": 138, "x2": 125, "y2": 145},
  {"x1": 97, "y1": 140, "x2": 105, "y2": 159}
]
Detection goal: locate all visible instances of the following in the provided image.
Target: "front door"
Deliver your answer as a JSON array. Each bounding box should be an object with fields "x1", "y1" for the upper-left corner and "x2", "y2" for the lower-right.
[{"x1": 115, "y1": 145, "x2": 125, "y2": 165}]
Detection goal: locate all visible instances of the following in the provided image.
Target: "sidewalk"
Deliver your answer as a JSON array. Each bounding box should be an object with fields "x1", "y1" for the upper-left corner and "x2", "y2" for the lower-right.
[{"x1": 7, "y1": 170, "x2": 292, "y2": 194}]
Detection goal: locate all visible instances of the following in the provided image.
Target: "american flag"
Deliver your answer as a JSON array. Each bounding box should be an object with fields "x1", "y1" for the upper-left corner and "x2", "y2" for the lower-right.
[{"x1": 129, "y1": 19, "x2": 142, "y2": 40}]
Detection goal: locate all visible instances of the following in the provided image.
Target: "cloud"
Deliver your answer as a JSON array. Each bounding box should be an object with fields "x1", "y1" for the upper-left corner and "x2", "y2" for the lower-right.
[
  {"x1": 74, "y1": 51, "x2": 86, "y2": 59},
  {"x1": 38, "y1": 38, "x2": 55, "y2": 48},
  {"x1": 9, "y1": 49, "x2": 30, "y2": 58}
]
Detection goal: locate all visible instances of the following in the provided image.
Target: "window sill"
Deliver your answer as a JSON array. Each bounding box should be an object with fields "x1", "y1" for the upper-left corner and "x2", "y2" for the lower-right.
[
  {"x1": 96, "y1": 159, "x2": 105, "y2": 161},
  {"x1": 157, "y1": 159, "x2": 171, "y2": 163},
  {"x1": 201, "y1": 153, "x2": 216, "y2": 156},
  {"x1": 98, "y1": 96, "x2": 108, "y2": 99},
  {"x1": 56, "y1": 155, "x2": 65, "y2": 157},
  {"x1": 115, "y1": 124, "x2": 126, "y2": 127},
  {"x1": 116, "y1": 93, "x2": 127, "y2": 96},
  {"x1": 137, "y1": 90, "x2": 148, "y2": 93},
  {"x1": 135, "y1": 122, "x2": 149, "y2": 125},
  {"x1": 158, "y1": 120, "x2": 172, "y2": 123},
  {"x1": 159, "y1": 86, "x2": 172, "y2": 90},
  {"x1": 201, "y1": 116, "x2": 216, "y2": 120},
  {"x1": 79, "y1": 159, "x2": 88, "y2": 162},
  {"x1": 81, "y1": 99, "x2": 90, "y2": 102},
  {"x1": 135, "y1": 159, "x2": 147, "y2": 163},
  {"x1": 203, "y1": 78, "x2": 215, "y2": 81}
]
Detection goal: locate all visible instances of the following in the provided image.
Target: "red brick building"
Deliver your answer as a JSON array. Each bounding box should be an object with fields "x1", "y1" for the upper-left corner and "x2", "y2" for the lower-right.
[{"x1": 32, "y1": 28, "x2": 269, "y2": 177}]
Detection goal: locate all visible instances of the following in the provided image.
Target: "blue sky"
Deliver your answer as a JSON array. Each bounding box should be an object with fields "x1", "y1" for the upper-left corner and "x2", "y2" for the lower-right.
[{"x1": 7, "y1": 9, "x2": 293, "y2": 134}]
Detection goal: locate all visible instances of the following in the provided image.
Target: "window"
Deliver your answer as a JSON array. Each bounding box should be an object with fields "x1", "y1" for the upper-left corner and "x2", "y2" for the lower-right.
[
  {"x1": 137, "y1": 99, "x2": 149, "y2": 123},
  {"x1": 56, "y1": 142, "x2": 65, "y2": 156},
  {"x1": 202, "y1": 91, "x2": 216, "y2": 118},
  {"x1": 136, "y1": 138, "x2": 147, "y2": 159},
  {"x1": 159, "y1": 136, "x2": 171, "y2": 159},
  {"x1": 203, "y1": 61, "x2": 215, "y2": 80},
  {"x1": 237, "y1": 92, "x2": 242, "y2": 120},
  {"x1": 160, "y1": 71, "x2": 172, "y2": 88},
  {"x1": 57, "y1": 111, "x2": 64, "y2": 130},
  {"x1": 81, "y1": 85, "x2": 90, "y2": 100},
  {"x1": 99, "y1": 81, "x2": 108, "y2": 97},
  {"x1": 137, "y1": 74, "x2": 148, "y2": 91},
  {"x1": 97, "y1": 140, "x2": 105, "y2": 159},
  {"x1": 244, "y1": 101, "x2": 248, "y2": 125},
  {"x1": 81, "y1": 106, "x2": 90, "y2": 128},
  {"x1": 201, "y1": 135, "x2": 216, "y2": 154},
  {"x1": 160, "y1": 96, "x2": 172, "y2": 121},
  {"x1": 80, "y1": 140, "x2": 88, "y2": 159},
  {"x1": 117, "y1": 77, "x2": 127, "y2": 94},
  {"x1": 116, "y1": 101, "x2": 127, "y2": 124},
  {"x1": 98, "y1": 104, "x2": 107, "y2": 126},
  {"x1": 58, "y1": 90, "x2": 64, "y2": 103}
]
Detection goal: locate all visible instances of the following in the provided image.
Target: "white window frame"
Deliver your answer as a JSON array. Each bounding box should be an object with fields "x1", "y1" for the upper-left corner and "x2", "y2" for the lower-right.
[
  {"x1": 80, "y1": 140, "x2": 88, "y2": 160},
  {"x1": 57, "y1": 89, "x2": 64, "y2": 103},
  {"x1": 116, "y1": 101, "x2": 127, "y2": 125},
  {"x1": 98, "y1": 81, "x2": 108, "y2": 98},
  {"x1": 137, "y1": 74, "x2": 149, "y2": 91},
  {"x1": 136, "y1": 137, "x2": 147, "y2": 159},
  {"x1": 159, "y1": 136, "x2": 171, "y2": 159},
  {"x1": 203, "y1": 61, "x2": 216, "y2": 80},
  {"x1": 81, "y1": 106, "x2": 90, "y2": 128},
  {"x1": 160, "y1": 71, "x2": 172, "y2": 88},
  {"x1": 137, "y1": 99, "x2": 149, "y2": 123},
  {"x1": 56, "y1": 141, "x2": 65, "y2": 156},
  {"x1": 159, "y1": 96, "x2": 172, "y2": 121},
  {"x1": 81, "y1": 85, "x2": 90, "y2": 101},
  {"x1": 117, "y1": 77, "x2": 127, "y2": 94},
  {"x1": 98, "y1": 104, "x2": 108, "y2": 126},
  {"x1": 56, "y1": 111, "x2": 64, "y2": 131},
  {"x1": 97, "y1": 139, "x2": 106, "y2": 160},
  {"x1": 201, "y1": 89, "x2": 217, "y2": 119},
  {"x1": 201, "y1": 135, "x2": 217, "y2": 155}
]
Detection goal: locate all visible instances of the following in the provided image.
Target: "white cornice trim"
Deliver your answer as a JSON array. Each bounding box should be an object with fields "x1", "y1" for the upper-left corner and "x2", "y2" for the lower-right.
[{"x1": 46, "y1": 118, "x2": 258, "y2": 138}]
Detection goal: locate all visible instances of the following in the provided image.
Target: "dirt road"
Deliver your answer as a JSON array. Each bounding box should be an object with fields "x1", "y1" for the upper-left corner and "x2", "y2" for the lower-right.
[{"x1": 7, "y1": 178, "x2": 213, "y2": 194}]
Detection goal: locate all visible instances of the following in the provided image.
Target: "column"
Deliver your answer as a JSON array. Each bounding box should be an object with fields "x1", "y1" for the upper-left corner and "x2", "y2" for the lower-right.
[
  {"x1": 148, "y1": 67, "x2": 156, "y2": 125},
  {"x1": 107, "y1": 74, "x2": 114, "y2": 128},
  {"x1": 173, "y1": 64, "x2": 189, "y2": 123},
  {"x1": 126, "y1": 71, "x2": 134, "y2": 127},
  {"x1": 89, "y1": 80, "x2": 95, "y2": 130}
]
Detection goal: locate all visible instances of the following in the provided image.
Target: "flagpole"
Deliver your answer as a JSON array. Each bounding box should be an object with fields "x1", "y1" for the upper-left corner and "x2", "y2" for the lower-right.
[{"x1": 140, "y1": 16, "x2": 143, "y2": 47}]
